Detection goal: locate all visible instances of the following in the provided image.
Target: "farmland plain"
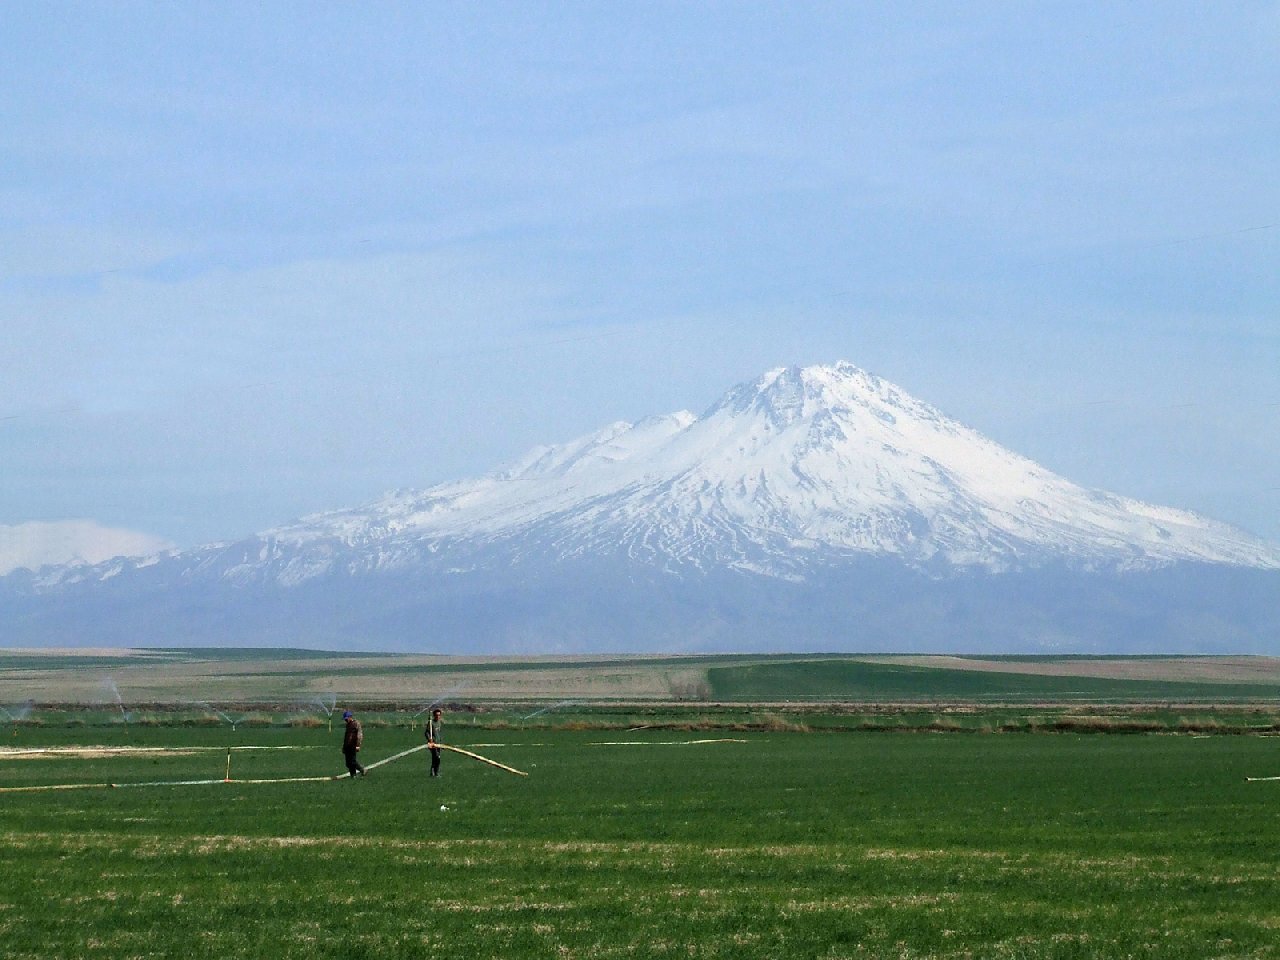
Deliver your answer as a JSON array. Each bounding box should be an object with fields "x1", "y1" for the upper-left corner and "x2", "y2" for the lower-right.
[
  {"x1": 4, "y1": 648, "x2": 1280, "y2": 704},
  {"x1": 2, "y1": 651, "x2": 1279, "y2": 958}
]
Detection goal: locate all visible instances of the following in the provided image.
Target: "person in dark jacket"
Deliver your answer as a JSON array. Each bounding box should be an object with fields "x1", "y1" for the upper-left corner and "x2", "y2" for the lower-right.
[
  {"x1": 425, "y1": 708, "x2": 443, "y2": 777},
  {"x1": 342, "y1": 710, "x2": 365, "y2": 777}
]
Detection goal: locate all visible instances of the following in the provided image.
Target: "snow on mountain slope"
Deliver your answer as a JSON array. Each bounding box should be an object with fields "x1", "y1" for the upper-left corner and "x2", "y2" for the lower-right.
[{"x1": 250, "y1": 362, "x2": 1280, "y2": 580}]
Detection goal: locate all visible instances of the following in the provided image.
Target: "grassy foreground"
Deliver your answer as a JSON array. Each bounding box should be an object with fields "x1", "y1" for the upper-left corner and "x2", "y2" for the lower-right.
[{"x1": 2, "y1": 725, "x2": 1280, "y2": 958}]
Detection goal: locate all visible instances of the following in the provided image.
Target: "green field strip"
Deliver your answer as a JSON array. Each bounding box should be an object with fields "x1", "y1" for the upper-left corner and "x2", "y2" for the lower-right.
[{"x1": 706, "y1": 658, "x2": 1280, "y2": 702}]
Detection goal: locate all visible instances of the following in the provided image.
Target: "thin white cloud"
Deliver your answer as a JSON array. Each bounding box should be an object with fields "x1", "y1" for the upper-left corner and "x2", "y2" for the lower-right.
[{"x1": 0, "y1": 520, "x2": 174, "y2": 576}]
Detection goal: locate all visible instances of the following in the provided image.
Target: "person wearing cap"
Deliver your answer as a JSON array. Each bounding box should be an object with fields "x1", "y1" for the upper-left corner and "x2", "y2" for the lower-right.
[
  {"x1": 425, "y1": 708, "x2": 443, "y2": 777},
  {"x1": 341, "y1": 710, "x2": 366, "y2": 777}
]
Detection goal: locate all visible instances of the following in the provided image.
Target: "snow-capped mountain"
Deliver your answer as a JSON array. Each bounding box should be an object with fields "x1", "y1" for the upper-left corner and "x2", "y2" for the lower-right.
[
  {"x1": 5, "y1": 363, "x2": 1278, "y2": 653},
  {"x1": 231, "y1": 361, "x2": 1278, "y2": 580}
]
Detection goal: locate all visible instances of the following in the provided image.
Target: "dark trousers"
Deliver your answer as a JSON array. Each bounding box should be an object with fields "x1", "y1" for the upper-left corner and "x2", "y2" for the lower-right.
[
  {"x1": 344, "y1": 748, "x2": 365, "y2": 777},
  {"x1": 430, "y1": 747, "x2": 441, "y2": 777}
]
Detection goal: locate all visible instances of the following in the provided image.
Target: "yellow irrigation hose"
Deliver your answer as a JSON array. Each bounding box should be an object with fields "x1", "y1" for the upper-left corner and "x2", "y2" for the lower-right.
[
  {"x1": 223, "y1": 775, "x2": 345, "y2": 785},
  {"x1": 0, "y1": 781, "x2": 118, "y2": 793},
  {"x1": 0, "y1": 745, "x2": 314, "y2": 758},
  {"x1": 589, "y1": 738, "x2": 749, "y2": 746},
  {"x1": 435, "y1": 743, "x2": 528, "y2": 776},
  {"x1": 364, "y1": 743, "x2": 430, "y2": 772}
]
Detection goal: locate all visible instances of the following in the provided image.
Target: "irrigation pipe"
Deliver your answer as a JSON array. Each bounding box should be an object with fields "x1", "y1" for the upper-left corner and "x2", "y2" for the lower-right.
[
  {"x1": 0, "y1": 773, "x2": 346, "y2": 793},
  {"x1": 1246, "y1": 775, "x2": 1280, "y2": 782},
  {"x1": 435, "y1": 743, "x2": 528, "y2": 776},
  {"x1": 364, "y1": 743, "x2": 430, "y2": 772},
  {"x1": 590, "y1": 738, "x2": 750, "y2": 746},
  {"x1": 0, "y1": 746, "x2": 315, "y2": 758},
  {"x1": 0, "y1": 781, "x2": 121, "y2": 793},
  {"x1": 337, "y1": 741, "x2": 529, "y2": 776},
  {"x1": 0, "y1": 741, "x2": 526, "y2": 792}
]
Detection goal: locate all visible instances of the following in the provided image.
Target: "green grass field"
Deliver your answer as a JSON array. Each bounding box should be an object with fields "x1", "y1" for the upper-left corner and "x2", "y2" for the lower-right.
[
  {"x1": 705, "y1": 659, "x2": 1280, "y2": 703},
  {"x1": 3, "y1": 722, "x2": 1279, "y2": 958}
]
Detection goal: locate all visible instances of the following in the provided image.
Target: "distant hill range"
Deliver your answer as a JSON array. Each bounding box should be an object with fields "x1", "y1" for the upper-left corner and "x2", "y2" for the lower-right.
[{"x1": 4, "y1": 362, "x2": 1278, "y2": 653}]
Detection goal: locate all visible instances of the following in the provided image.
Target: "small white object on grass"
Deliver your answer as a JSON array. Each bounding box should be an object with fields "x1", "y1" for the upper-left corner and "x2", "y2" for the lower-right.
[{"x1": 440, "y1": 804, "x2": 448, "y2": 811}]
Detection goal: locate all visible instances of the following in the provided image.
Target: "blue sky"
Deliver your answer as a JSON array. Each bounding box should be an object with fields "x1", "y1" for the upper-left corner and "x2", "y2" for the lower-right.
[{"x1": 2, "y1": 1, "x2": 1278, "y2": 547}]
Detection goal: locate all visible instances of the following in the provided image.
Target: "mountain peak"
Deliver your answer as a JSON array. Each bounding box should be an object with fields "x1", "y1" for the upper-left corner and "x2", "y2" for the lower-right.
[
  {"x1": 22, "y1": 362, "x2": 1280, "y2": 592},
  {"x1": 755, "y1": 361, "x2": 885, "y2": 397},
  {"x1": 248, "y1": 360, "x2": 1280, "y2": 576},
  {"x1": 710, "y1": 362, "x2": 938, "y2": 432}
]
